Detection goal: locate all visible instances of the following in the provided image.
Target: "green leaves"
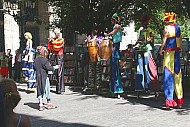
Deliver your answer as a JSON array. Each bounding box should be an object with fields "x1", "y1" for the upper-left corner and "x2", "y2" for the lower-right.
[{"x1": 43, "y1": 0, "x2": 190, "y2": 45}]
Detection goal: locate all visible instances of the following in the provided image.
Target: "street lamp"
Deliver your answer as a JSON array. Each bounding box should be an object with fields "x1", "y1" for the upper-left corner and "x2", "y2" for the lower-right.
[{"x1": 2, "y1": 0, "x2": 36, "y2": 51}]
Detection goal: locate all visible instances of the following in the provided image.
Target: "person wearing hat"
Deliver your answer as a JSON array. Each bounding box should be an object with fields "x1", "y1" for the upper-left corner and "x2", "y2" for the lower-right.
[
  {"x1": 104, "y1": 13, "x2": 124, "y2": 98},
  {"x1": 48, "y1": 29, "x2": 65, "y2": 94},
  {"x1": 22, "y1": 32, "x2": 36, "y2": 92},
  {"x1": 159, "y1": 12, "x2": 183, "y2": 109},
  {"x1": 34, "y1": 46, "x2": 58, "y2": 111},
  {"x1": 85, "y1": 23, "x2": 103, "y2": 91}
]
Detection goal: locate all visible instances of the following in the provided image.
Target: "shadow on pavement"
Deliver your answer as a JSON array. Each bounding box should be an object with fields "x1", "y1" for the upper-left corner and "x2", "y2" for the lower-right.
[
  {"x1": 67, "y1": 83, "x2": 190, "y2": 115},
  {"x1": 24, "y1": 102, "x2": 39, "y2": 110},
  {"x1": 29, "y1": 115, "x2": 101, "y2": 127}
]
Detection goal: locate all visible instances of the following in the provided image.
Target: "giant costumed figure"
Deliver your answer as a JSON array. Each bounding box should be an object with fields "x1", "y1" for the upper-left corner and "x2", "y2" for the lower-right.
[
  {"x1": 104, "y1": 13, "x2": 124, "y2": 98},
  {"x1": 134, "y1": 15, "x2": 159, "y2": 94},
  {"x1": 159, "y1": 12, "x2": 184, "y2": 109},
  {"x1": 48, "y1": 29, "x2": 65, "y2": 94},
  {"x1": 22, "y1": 32, "x2": 36, "y2": 92}
]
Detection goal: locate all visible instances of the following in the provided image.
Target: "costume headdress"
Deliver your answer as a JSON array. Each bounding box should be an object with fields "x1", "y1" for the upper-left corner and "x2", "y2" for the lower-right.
[
  {"x1": 164, "y1": 12, "x2": 176, "y2": 23},
  {"x1": 24, "y1": 32, "x2": 32, "y2": 40},
  {"x1": 36, "y1": 46, "x2": 48, "y2": 55},
  {"x1": 112, "y1": 13, "x2": 121, "y2": 23}
]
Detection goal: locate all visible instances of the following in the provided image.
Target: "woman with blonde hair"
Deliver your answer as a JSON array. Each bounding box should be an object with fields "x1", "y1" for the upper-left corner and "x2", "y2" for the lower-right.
[
  {"x1": 0, "y1": 78, "x2": 31, "y2": 127},
  {"x1": 22, "y1": 32, "x2": 36, "y2": 92}
]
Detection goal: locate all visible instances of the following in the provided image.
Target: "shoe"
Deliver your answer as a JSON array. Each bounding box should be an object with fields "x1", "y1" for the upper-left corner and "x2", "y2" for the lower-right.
[
  {"x1": 39, "y1": 106, "x2": 45, "y2": 111},
  {"x1": 46, "y1": 104, "x2": 57, "y2": 110}
]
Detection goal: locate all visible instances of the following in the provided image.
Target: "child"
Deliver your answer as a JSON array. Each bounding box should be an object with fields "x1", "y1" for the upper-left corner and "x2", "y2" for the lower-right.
[
  {"x1": 34, "y1": 46, "x2": 58, "y2": 111},
  {"x1": 0, "y1": 78, "x2": 31, "y2": 127}
]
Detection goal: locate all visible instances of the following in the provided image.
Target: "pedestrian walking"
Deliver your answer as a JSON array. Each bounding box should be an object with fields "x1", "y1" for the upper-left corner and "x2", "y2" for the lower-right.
[
  {"x1": 35, "y1": 46, "x2": 58, "y2": 111},
  {"x1": 159, "y1": 12, "x2": 184, "y2": 109}
]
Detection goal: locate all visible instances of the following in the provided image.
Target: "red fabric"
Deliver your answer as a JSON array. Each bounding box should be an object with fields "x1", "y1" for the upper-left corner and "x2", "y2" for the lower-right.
[
  {"x1": 165, "y1": 99, "x2": 177, "y2": 107},
  {"x1": 175, "y1": 98, "x2": 184, "y2": 105},
  {"x1": 0, "y1": 67, "x2": 8, "y2": 75},
  {"x1": 48, "y1": 40, "x2": 53, "y2": 51},
  {"x1": 48, "y1": 38, "x2": 64, "y2": 55}
]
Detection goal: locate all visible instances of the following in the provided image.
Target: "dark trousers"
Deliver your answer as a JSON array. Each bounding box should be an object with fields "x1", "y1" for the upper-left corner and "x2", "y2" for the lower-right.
[
  {"x1": 14, "y1": 62, "x2": 21, "y2": 82},
  {"x1": 88, "y1": 61, "x2": 102, "y2": 88},
  {"x1": 50, "y1": 54, "x2": 65, "y2": 93}
]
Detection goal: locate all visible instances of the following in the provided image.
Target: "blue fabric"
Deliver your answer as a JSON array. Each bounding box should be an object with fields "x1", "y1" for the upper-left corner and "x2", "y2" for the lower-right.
[
  {"x1": 110, "y1": 43, "x2": 124, "y2": 94},
  {"x1": 27, "y1": 62, "x2": 36, "y2": 88},
  {"x1": 22, "y1": 61, "x2": 29, "y2": 77},
  {"x1": 16, "y1": 115, "x2": 22, "y2": 127},
  {"x1": 163, "y1": 68, "x2": 174, "y2": 100},
  {"x1": 165, "y1": 37, "x2": 177, "y2": 49},
  {"x1": 135, "y1": 53, "x2": 145, "y2": 91},
  {"x1": 112, "y1": 26, "x2": 122, "y2": 43},
  {"x1": 37, "y1": 77, "x2": 51, "y2": 99},
  {"x1": 174, "y1": 50, "x2": 180, "y2": 74},
  {"x1": 144, "y1": 54, "x2": 151, "y2": 89},
  {"x1": 175, "y1": 25, "x2": 181, "y2": 37},
  {"x1": 135, "y1": 51, "x2": 151, "y2": 91}
]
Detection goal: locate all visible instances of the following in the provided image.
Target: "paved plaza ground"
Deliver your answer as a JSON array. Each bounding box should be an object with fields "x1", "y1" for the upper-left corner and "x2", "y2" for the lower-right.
[{"x1": 15, "y1": 83, "x2": 190, "y2": 127}]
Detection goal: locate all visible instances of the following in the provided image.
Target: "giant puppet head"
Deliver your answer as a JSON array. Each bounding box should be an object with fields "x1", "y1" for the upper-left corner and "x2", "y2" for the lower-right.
[
  {"x1": 164, "y1": 12, "x2": 176, "y2": 23},
  {"x1": 24, "y1": 32, "x2": 32, "y2": 40}
]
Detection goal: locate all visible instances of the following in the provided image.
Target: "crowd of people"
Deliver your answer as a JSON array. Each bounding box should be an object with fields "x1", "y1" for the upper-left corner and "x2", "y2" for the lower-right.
[{"x1": 0, "y1": 10, "x2": 185, "y2": 126}]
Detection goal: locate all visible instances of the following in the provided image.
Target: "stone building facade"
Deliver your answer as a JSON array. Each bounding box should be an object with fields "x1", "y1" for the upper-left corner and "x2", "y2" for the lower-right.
[{"x1": 0, "y1": 0, "x2": 50, "y2": 55}]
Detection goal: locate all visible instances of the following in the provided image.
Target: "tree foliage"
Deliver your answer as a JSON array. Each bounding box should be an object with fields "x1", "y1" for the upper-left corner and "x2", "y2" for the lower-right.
[{"x1": 43, "y1": 0, "x2": 190, "y2": 45}]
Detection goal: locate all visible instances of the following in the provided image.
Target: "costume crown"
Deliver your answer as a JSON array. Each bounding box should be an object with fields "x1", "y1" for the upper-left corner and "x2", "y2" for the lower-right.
[{"x1": 164, "y1": 12, "x2": 176, "y2": 23}]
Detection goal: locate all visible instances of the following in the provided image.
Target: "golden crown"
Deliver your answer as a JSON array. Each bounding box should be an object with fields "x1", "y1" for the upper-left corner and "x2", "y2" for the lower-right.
[{"x1": 164, "y1": 12, "x2": 176, "y2": 23}]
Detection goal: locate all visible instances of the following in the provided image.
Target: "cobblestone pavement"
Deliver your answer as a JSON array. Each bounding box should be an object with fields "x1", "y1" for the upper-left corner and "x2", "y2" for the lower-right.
[{"x1": 15, "y1": 83, "x2": 190, "y2": 127}]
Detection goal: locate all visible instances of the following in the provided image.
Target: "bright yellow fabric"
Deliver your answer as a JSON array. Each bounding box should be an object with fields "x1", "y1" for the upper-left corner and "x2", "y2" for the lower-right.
[
  {"x1": 174, "y1": 71, "x2": 183, "y2": 99},
  {"x1": 176, "y1": 37, "x2": 181, "y2": 48},
  {"x1": 163, "y1": 51, "x2": 174, "y2": 73}
]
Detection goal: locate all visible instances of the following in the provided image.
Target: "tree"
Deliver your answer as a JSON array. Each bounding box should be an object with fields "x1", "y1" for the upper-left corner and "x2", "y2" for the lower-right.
[{"x1": 44, "y1": 0, "x2": 190, "y2": 45}]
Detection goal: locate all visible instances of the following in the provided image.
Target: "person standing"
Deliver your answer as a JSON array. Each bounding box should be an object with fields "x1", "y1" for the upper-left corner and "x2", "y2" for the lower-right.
[
  {"x1": 159, "y1": 12, "x2": 184, "y2": 109},
  {"x1": 14, "y1": 49, "x2": 22, "y2": 82},
  {"x1": 48, "y1": 29, "x2": 65, "y2": 94},
  {"x1": 85, "y1": 23, "x2": 103, "y2": 91},
  {"x1": 0, "y1": 52, "x2": 9, "y2": 78},
  {"x1": 6, "y1": 49, "x2": 13, "y2": 79},
  {"x1": 104, "y1": 13, "x2": 124, "y2": 98},
  {"x1": 22, "y1": 32, "x2": 36, "y2": 92},
  {"x1": 35, "y1": 46, "x2": 57, "y2": 111}
]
